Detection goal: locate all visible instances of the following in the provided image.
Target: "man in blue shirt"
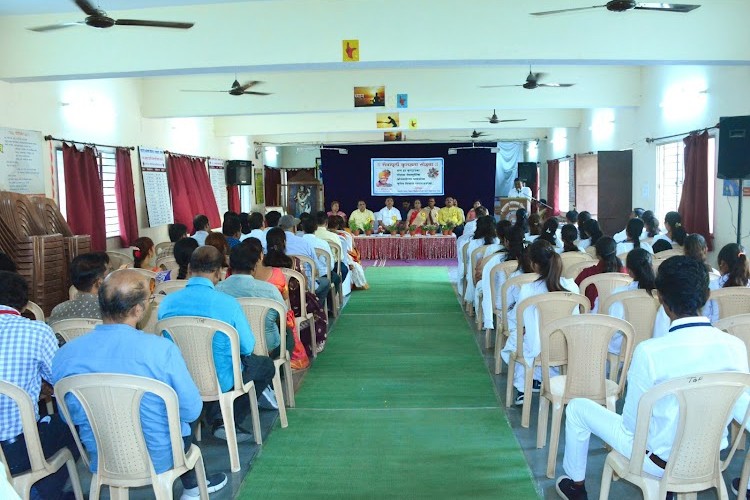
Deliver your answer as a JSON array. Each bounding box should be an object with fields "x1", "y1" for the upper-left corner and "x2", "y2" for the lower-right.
[
  {"x1": 279, "y1": 214, "x2": 331, "y2": 303},
  {"x1": 51, "y1": 269, "x2": 228, "y2": 499},
  {"x1": 158, "y1": 246, "x2": 276, "y2": 442}
]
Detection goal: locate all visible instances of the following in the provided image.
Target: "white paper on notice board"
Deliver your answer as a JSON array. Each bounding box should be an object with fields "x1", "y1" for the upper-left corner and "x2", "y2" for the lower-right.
[{"x1": 0, "y1": 127, "x2": 45, "y2": 195}]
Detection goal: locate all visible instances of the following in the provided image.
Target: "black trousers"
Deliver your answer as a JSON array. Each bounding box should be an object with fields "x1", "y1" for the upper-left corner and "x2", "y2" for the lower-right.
[{"x1": 0, "y1": 414, "x2": 79, "y2": 500}]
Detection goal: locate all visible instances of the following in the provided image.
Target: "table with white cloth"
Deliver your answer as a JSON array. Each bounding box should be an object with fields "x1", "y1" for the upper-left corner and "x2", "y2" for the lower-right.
[{"x1": 353, "y1": 234, "x2": 456, "y2": 260}]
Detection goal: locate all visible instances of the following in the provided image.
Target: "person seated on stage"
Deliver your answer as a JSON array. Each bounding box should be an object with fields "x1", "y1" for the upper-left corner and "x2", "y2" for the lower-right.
[
  {"x1": 575, "y1": 236, "x2": 626, "y2": 309},
  {"x1": 399, "y1": 200, "x2": 411, "y2": 221},
  {"x1": 615, "y1": 218, "x2": 654, "y2": 257},
  {"x1": 555, "y1": 256, "x2": 749, "y2": 500},
  {"x1": 222, "y1": 213, "x2": 242, "y2": 249},
  {"x1": 507, "y1": 178, "x2": 533, "y2": 199},
  {"x1": 405, "y1": 199, "x2": 427, "y2": 229},
  {"x1": 438, "y1": 196, "x2": 465, "y2": 236},
  {"x1": 1, "y1": 271, "x2": 81, "y2": 500},
  {"x1": 560, "y1": 224, "x2": 582, "y2": 253},
  {"x1": 652, "y1": 211, "x2": 687, "y2": 253},
  {"x1": 132, "y1": 236, "x2": 159, "y2": 272},
  {"x1": 613, "y1": 207, "x2": 646, "y2": 243},
  {"x1": 191, "y1": 214, "x2": 211, "y2": 246},
  {"x1": 349, "y1": 200, "x2": 376, "y2": 232},
  {"x1": 326, "y1": 201, "x2": 347, "y2": 223},
  {"x1": 466, "y1": 199, "x2": 483, "y2": 222},
  {"x1": 422, "y1": 197, "x2": 441, "y2": 227},
  {"x1": 502, "y1": 239, "x2": 580, "y2": 406},
  {"x1": 240, "y1": 212, "x2": 267, "y2": 250},
  {"x1": 301, "y1": 216, "x2": 343, "y2": 294},
  {"x1": 265, "y1": 210, "x2": 282, "y2": 230},
  {"x1": 155, "y1": 237, "x2": 198, "y2": 285},
  {"x1": 376, "y1": 197, "x2": 402, "y2": 231},
  {"x1": 278, "y1": 215, "x2": 331, "y2": 303},
  {"x1": 52, "y1": 269, "x2": 228, "y2": 499},
  {"x1": 48, "y1": 252, "x2": 110, "y2": 324},
  {"x1": 0, "y1": 251, "x2": 17, "y2": 272}
]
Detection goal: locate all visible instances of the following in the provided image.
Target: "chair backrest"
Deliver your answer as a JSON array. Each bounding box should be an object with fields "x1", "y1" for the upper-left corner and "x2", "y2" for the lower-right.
[
  {"x1": 49, "y1": 318, "x2": 102, "y2": 343},
  {"x1": 560, "y1": 251, "x2": 593, "y2": 271},
  {"x1": 236, "y1": 297, "x2": 286, "y2": 356},
  {"x1": 627, "y1": 372, "x2": 750, "y2": 489},
  {"x1": 516, "y1": 291, "x2": 591, "y2": 361},
  {"x1": 55, "y1": 373, "x2": 188, "y2": 483},
  {"x1": 131, "y1": 268, "x2": 157, "y2": 280},
  {"x1": 654, "y1": 248, "x2": 684, "y2": 259},
  {"x1": 155, "y1": 316, "x2": 242, "y2": 397},
  {"x1": 68, "y1": 285, "x2": 80, "y2": 301},
  {"x1": 714, "y1": 313, "x2": 750, "y2": 367},
  {"x1": 499, "y1": 272, "x2": 540, "y2": 333},
  {"x1": 280, "y1": 268, "x2": 309, "y2": 317},
  {"x1": 616, "y1": 252, "x2": 630, "y2": 263},
  {"x1": 563, "y1": 260, "x2": 597, "y2": 280},
  {"x1": 540, "y1": 315, "x2": 634, "y2": 402},
  {"x1": 290, "y1": 255, "x2": 317, "y2": 292},
  {"x1": 154, "y1": 280, "x2": 188, "y2": 296},
  {"x1": 0, "y1": 381, "x2": 57, "y2": 475},
  {"x1": 328, "y1": 240, "x2": 343, "y2": 268},
  {"x1": 460, "y1": 242, "x2": 471, "y2": 291},
  {"x1": 487, "y1": 259, "x2": 518, "y2": 312},
  {"x1": 155, "y1": 255, "x2": 179, "y2": 273},
  {"x1": 469, "y1": 244, "x2": 490, "y2": 277},
  {"x1": 106, "y1": 251, "x2": 134, "y2": 269},
  {"x1": 154, "y1": 242, "x2": 173, "y2": 257},
  {"x1": 24, "y1": 301, "x2": 45, "y2": 321},
  {"x1": 585, "y1": 246, "x2": 598, "y2": 257},
  {"x1": 314, "y1": 248, "x2": 333, "y2": 280},
  {"x1": 600, "y1": 288, "x2": 661, "y2": 348},
  {"x1": 709, "y1": 287, "x2": 750, "y2": 320},
  {"x1": 579, "y1": 272, "x2": 633, "y2": 307}
]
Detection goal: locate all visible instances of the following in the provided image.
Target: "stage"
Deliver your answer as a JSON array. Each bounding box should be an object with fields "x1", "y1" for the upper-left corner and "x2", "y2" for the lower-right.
[{"x1": 353, "y1": 234, "x2": 457, "y2": 260}]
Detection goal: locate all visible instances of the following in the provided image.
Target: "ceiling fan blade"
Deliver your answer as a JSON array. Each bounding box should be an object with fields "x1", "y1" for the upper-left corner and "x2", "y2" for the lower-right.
[
  {"x1": 75, "y1": 0, "x2": 99, "y2": 16},
  {"x1": 633, "y1": 3, "x2": 700, "y2": 12},
  {"x1": 28, "y1": 22, "x2": 84, "y2": 32},
  {"x1": 479, "y1": 84, "x2": 523, "y2": 88},
  {"x1": 180, "y1": 90, "x2": 231, "y2": 93},
  {"x1": 498, "y1": 119, "x2": 527, "y2": 123},
  {"x1": 115, "y1": 19, "x2": 194, "y2": 29},
  {"x1": 242, "y1": 91, "x2": 272, "y2": 96},
  {"x1": 538, "y1": 83, "x2": 575, "y2": 87},
  {"x1": 470, "y1": 120, "x2": 491, "y2": 123},
  {"x1": 530, "y1": 4, "x2": 607, "y2": 15},
  {"x1": 237, "y1": 80, "x2": 261, "y2": 91}
]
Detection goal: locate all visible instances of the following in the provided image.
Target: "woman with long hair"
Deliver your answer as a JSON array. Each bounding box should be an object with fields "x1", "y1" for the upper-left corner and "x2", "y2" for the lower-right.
[
  {"x1": 560, "y1": 224, "x2": 581, "y2": 253},
  {"x1": 132, "y1": 237, "x2": 158, "y2": 271},
  {"x1": 264, "y1": 228, "x2": 328, "y2": 355},
  {"x1": 575, "y1": 236, "x2": 625, "y2": 308},
  {"x1": 527, "y1": 213, "x2": 543, "y2": 239},
  {"x1": 653, "y1": 211, "x2": 687, "y2": 252},
  {"x1": 464, "y1": 216, "x2": 502, "y2": 305},
  {"x1": 465, "y1": 199, "x2": 483, "y2": 222},
  {"x1": 615, "y1": 218, "x2": 654, "y2": 256},
  {"x1": 700, "y1": 243, "x2": 750, "y2": 325},
  {"x1": 582, "y1": 218, "x2": 603, "y2": 246},
  {"x1": 155, "y1": 237, "x2": 198, "y2": 284},
  {"x1": 514, "y1": 208, "x2": 529, "y2": 235},
  {"x1": 538, "y1": 218, "x2": 561, "y2": 251},
  {"x1": 501, "y1": 239, "x2": 579, "y2": 405},
  {"x1": 642, "y1": 210, "x2": 660, "y2": 238}
]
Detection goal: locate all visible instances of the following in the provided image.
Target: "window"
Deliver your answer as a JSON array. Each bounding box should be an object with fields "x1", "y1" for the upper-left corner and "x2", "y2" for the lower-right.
[
  {"x1": 558, "y1": 158, "x2": 571, "y2": 212},
  {"x1": 56, "y1": 147, "x2": 121, "y2": 238},
  {"x1": 656, "y1": 137, "x2": 715, "y2": 233}
]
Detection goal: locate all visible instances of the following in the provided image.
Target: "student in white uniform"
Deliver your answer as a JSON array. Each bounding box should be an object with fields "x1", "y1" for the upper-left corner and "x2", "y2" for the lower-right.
[
  {"x1": 556, "y1": 256, "x2": 749, "y2": 500},
  {"x1": 615, "y1": 218, "x2": 654, "y2": 257},
  {"x1": 463, "y1": 216, "x2": 502, "y2": 305},
  {"x1": 538, "y1": 218, "x2": 564, "y2": 252},
  {"x1": 560, "y1": 224, "x2": 582, "y2": 253},
  {"x1": 474, "y1": 221, "x2": 518, "y2": 329},
  {"x1": 705, "y1": 242, "x2": 750, "y2": 324},
  {"x1": 652, "y1": 211, "x2": 687, "y2": 253},
  {"x1": 501, "y1": 239, "x2": 580, "y2": 406},
  {"x1": 612, "y1": 207, "x2": 645, "y2": 243},
  {"x1": 641, "y1": 210, "x2": 661, "y2": 241}
]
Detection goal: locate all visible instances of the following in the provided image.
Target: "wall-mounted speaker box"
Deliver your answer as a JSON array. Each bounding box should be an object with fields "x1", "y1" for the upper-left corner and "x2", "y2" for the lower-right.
[
  {"x1": 225, "y1": 160, "x2": 253, "y2": 185},
  {"x1": 718, "y1": 115, "x2": 750, "y2": 179}
]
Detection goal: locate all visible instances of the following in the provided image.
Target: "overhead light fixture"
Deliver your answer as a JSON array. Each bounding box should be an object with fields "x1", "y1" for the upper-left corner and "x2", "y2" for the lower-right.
[{"x1": 448, "y1": 148, "x2": 458, "y2": 155}]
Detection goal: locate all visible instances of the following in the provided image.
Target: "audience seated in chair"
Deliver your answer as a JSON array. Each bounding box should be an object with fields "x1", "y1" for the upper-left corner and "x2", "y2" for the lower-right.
[
  {"x1": 575, "y1": 236, "x2": 625, "y2": 308},
  {"x1": 0, "y1": 271, "x2": 80, "y2": 500},
  {"x1": 278, "y1": 214, "x2": 331, "y2": 303},
  {"x1": 240, "y1": 212, "x2": 267, "y2": 250},
  {"x1": 652, "y1": 211, "x2": 687, "y2": 253},
  {"x1": 158, "y1": 246, "x2": 277, "y2": 443},
  {"x1": 191, "y1": 214, "x2": 211, "y2": 246},
  {"x1": 615, "y1": 218, "x2": 654, "y2": 257},
  {"x1": 222, "y1": 213, "x2": 242, "y2": 249},
  {"x1": 555, "y1": 256, "x2": 750, "y2": 500},
  {"x1": 48, "y1": 252, "x2": 109, "y2": 324},
  {"x1": 51, "y1": 269, "x2": 228, "y2": 499},
  {"x1": 155, "y1": 237, "x2": 198, "y2": 285}
]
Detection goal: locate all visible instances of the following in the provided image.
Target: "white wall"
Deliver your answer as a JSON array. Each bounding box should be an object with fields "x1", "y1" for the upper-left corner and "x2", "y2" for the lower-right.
[{"x1": 0, "y1": 77, "x2": 239, "y2": 248}]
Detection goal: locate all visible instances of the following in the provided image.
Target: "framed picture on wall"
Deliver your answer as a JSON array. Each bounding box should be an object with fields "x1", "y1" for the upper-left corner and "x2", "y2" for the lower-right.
[
  {"x1": 280, "y1": 182, "x2": 324, "y2": 217},
  {"x1": 315, "y1": 157, "x2": 322, "y2": 183}
]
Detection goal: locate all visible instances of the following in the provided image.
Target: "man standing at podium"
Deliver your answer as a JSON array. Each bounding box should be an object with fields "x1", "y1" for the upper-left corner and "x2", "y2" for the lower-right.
[{"x1": 507, "y1": 178, "x2": 533, "y2": 199}]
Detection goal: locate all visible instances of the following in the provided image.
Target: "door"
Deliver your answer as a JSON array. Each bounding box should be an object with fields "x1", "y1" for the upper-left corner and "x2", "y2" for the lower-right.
[
  {"x1": 575, "y1": 154, "x2": 598, "y2": 220},
  {"x1": 597, "y1": 150, "x2": 633, "y2": 235}
]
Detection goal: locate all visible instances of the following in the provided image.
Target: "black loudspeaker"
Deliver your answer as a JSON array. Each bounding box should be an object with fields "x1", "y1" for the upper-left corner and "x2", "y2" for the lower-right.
[
  {"x1": 225, "y1": 160, "x2": 253, "y2": 185},
  {"x1": 517, "y1": 162, "x2": 538, "y2": 186},
  {"x1": 718, "y1": 116, "x2": 750, "y2": 179}
]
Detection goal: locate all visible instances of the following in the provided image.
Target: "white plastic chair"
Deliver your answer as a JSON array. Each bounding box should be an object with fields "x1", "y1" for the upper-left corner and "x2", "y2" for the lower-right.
[
  {"x1": 131, "y1": 268, "x2": 157, "y2": 280},
  {"x1": 237, "y1": 296, "x2": 294, "y2": 417},
  {"x1": 23, "y1": 301, "x2": 45, "y2": 322},
  {"x1": 154, "y1": 241, "x2": 174, "y2": 257},
  {"x1": 563, "y1": 260, "x2": 597, "y2": 281},
  {"x1": 154, "y1": 280, "x2": 189, "y2": 296},
  {"x1": 106, "y1": 251, "x2": 133, "y2": 269},
  {"x1": 68, "y1": 286, "x2": 80, "y2": 301},
  {"x1": 155, "y1": 255, "x2": 179, "y2": 274},
  {"x1": 492, "y1": 272, "x2": 540, "y2": 375},
  {"x1": 599, "y1": 372, "x2": 750, "y2": 500},
  {"x1": 289, "y1": 255, "x2": 317, "y2": 294},
  {"x1": 281, "y1": 268, "x2": 317, "y2": 359},
  {"x1": 314, "y1": 248, "x2": 338, "y2": 318},
  {"x1": 537, "y1": 315, "x2": 635, "y2": 478},
  {"x1": 560, "y1": 252, "x2": 594, "y2": 279},
  {"x1": 0, "y1": 381, "x2": 83, "y2": 500},
  {"x1": 155, "y1": 316, "x2": 262, "y2": 472},
  {"x1": 579, "y1": 272, "x2": 633, "y2": 311},
  {"x1": 49, "y1": 318, "x2": 102, "y2": 343},
  {"x1": 709, "y1": 288, "x2": 750, "y2": 321},
  {"x1": 55, "y1": 373, "x2": 208, "y2": 500},
  {"x1": 482, "y1": 260, "x2": 517, "y2": 351}
]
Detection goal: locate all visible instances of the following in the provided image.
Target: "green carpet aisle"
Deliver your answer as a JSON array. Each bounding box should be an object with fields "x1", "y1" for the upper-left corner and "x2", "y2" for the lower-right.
[{"x1": 236, "y1": 267, "x2": 538, "y2": 499}]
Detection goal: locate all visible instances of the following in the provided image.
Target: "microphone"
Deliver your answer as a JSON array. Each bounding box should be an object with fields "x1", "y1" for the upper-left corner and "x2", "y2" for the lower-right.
[{"x1": 529, "y1": 196, "x2": 553, "y2": 210}]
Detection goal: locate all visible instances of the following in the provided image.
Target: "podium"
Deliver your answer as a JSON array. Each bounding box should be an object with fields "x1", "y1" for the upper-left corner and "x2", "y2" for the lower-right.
[{"x1": 495, "y1": 197, "x2": 531, "y2": 222}]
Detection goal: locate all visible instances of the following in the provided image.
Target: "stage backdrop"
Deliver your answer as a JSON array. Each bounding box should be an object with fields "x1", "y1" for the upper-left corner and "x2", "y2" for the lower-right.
[{"x1": 321, "y1": 143, "x2": 496, "y2": 216}]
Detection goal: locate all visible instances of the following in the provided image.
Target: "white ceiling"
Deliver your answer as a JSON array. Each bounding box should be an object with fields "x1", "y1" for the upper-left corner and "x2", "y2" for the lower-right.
[{"x1": 1, "y1": 0, "x2": 749, "y2": 144}]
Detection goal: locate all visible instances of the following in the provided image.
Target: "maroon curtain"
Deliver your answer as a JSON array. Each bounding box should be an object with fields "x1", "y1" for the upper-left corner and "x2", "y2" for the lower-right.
[
  {"x1": 167, "y1": 155, "x2": 221, "y2": 229},
  {"x1": 62, "y1": 143, "x2": 106, "y2": 251},
  {"x1": 264, "y1": 167, "x2": 281, "y2": 206},
  {"x1": 227, "y1": 185, "x2": 240, "y2": 213},
  {"x1": 546, "y1": 159, "x2": 560, "y2": 216},
  {"x1": 114, "y1": 148, "x2": 139, "y2": 247},
  {"x1": 678, "y1": 131, "x2": 712, "y2": 250}
]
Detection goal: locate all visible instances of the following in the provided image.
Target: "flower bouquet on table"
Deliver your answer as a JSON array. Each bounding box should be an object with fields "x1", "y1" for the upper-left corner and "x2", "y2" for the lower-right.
[
  {"x1": 408, "y1": 224, "x2": 418, "y2": 236},
  {"x1": 424, "y1": 224, "x2": 437, "y2": 236},
  {"x1": 363, "y1": 221, "x2": 373, "y2": 236},
  {"x1": 385, "y1": 224, "x2": 398, "y2": 236},
  {"x1": 442, "y1": 222, "x2": 455, "y2": 235},
  {"x1": 348, "y1": 219, "x2": 361, "y2": 236}
]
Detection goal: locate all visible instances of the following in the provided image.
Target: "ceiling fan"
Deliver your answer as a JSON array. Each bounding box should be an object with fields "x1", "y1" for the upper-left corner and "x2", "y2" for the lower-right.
[
  {"x1": 470, "y1": 110, "x2": 527, "y2": 124},
  {"x1": 452, "y1": 130, "x2": 492, "y2": 139},
  {"x1": 531, "y1": 1, "x2": 700, "y2": 16},
  {"x1": 480, "y1": 71, "x2": 574, "y2": 90},
  {"x1": 181, "y1": 80, "x2": 271, "y2": 96},
  {"x1": 28, "y1": 0, "x2": 194, "y2": 32}
]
